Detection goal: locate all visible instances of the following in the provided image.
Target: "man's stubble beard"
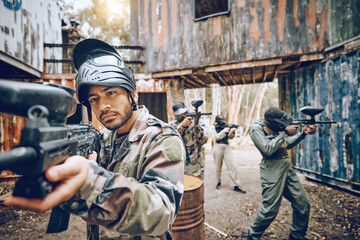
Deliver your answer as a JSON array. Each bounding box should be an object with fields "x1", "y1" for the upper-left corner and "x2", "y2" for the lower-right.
[{"x1": 100, "y1": 103, "x2": 133, "y2": 131}]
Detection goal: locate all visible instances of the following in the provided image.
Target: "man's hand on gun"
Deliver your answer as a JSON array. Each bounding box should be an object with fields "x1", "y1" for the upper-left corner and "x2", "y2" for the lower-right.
[
  {"x1": 4, "y1": 156, "x2": 89, "y2": 213},
  {"x1": 285, "y1": 124, "x2": 317, "y2": 136},
  {"x1": 181, "y1": 117, "x2": 193, "y2": 128},
  {"x1": 303, "y1": 125, "x2": 317, "y2": 135},
  {"x1": 285, "y1": 125, "x2": 299, "y2": 135}
]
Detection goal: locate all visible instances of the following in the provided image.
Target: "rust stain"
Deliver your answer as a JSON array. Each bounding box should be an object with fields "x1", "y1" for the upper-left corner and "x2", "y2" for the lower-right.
[
  {"x1": 159, "y1": 0, "x2": 168, "y2": 53},
  {"x1": 293, "y1": 0, "x2": 300, "y2": 27},
  {"x1": 144, "y1": 0, "x2": 150, "y2": 42},
  {"x1": 276, "y1": 0, "x2": 286, "y2": 42},
  {"x1": 170, "y1": 0, "x2": 178, "y2": 39},
  {"x1": 152, "y1": 2, "x2": 158, "y2": 48},
  {"x1": 249, "y1": 0, "x2": 261, "y2": 42},
  {"x1": 309, "y1": 7, "x2": 328, "y2": 50},
  {"x1": 305, "y1": 0, "x2": 317, "y2": 29},
  {"x1": 237, "y1": 0, "x2": 246, "y2": 8},
  {"x1": 136, "y1": 79, "x2": 166, "y2": 92},
  {"x1": 212, "y1": 17, "x2": 222, "y2": 36},
  {"x1": 263, "y1": 0, "x2": 272, "y2": 43}
]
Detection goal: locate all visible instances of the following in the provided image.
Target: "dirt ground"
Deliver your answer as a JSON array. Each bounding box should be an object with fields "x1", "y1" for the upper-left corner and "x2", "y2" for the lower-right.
[{"x1": 0, "y1": 144, "x2": 359, "y2": 240}]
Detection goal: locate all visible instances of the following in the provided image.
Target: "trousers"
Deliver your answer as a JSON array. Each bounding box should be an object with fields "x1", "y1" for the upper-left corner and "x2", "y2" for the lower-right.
[
  {"x1": 249, "y1": 158, "x2": 310, "y2": 239},
  {"x1": 212, "y1": 143, "x2": 241, "y2": 186}
]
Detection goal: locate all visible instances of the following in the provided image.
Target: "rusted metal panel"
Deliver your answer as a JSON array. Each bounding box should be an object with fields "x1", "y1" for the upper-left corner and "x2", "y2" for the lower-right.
[
  {"x1": 328, "y1": 0, "x2": 360, "y2": 46},
  {"x1": 0, "y1": 0, "x2": 63, "y2": 74},
  {"x1": 279, "y1": 50, "x2": 360, "y2": 192},
  {"x1": 131, "y1": 0, "x2": 330, "y2": 73}
]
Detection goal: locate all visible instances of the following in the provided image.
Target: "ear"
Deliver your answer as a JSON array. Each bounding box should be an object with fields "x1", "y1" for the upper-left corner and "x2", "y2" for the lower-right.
[{"x1": 130, "y1": 92, "x2": 138, "y2": 102}]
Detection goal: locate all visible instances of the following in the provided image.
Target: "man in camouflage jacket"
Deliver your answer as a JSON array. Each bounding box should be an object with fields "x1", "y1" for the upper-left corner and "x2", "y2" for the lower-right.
[
  {"x1": 5, "y1": 39, "x2": 185, "y2": 240},
  {"x1": 169, "y1": 102, "x2": 208, "y2": 180}
]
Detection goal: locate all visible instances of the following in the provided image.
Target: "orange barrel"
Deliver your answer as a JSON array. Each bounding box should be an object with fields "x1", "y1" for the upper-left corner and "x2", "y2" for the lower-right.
[{"x1": 171, "y1": 174, "x2": 204, "y2": 240}]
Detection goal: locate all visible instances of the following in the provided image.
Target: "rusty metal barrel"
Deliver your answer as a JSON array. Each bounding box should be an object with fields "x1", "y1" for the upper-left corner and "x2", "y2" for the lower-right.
[{"x1": 171, "y1": 174, "x2": 204, "y2": 240}]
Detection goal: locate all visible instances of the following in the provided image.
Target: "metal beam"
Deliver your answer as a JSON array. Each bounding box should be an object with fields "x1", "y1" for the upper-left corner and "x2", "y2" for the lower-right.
[
  {"x1": 272, "y1": 66, "x2": 279, "y2": 82},
  {"x1": 213, "y1": 72, "x2": 228, "y2": 86},
  {"x1": 227, "y1": 70, "x2": 237, "y2": 85},
  {"x1": 180, "y1": 75, "x2": 202, "y2": 88},
  {"x1": 152, "y1": 69, "x2": 193, "y2": 78},
  {"x1": 191, "y1": 74, "x2": 208, "y2": 87},
  {"x1": 42, "y1": 73, "x2": 76, "y2": 80},
  {"x1": 0, "y1": 50, "x2": 42, "y2": 78},
  {"x1": 205, "y1": 58, "x2": 283, "y2": 73}
]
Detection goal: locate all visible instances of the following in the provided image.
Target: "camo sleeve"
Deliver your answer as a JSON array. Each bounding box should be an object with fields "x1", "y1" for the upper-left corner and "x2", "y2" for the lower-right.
[
  {"x1": 194, "y1": 119, "x2": 208, "y2": 145},
  {"x1": 60, "y1": 134, "x2": 185, "y2": 237}
]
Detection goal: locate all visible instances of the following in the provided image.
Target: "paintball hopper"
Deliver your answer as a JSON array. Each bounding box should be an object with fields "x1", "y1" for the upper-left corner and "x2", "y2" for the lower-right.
[
  {"x1": 300, "y1": 106, "x2": 323, "y2": 118},
  {"x1": 190, "y1": 98, "x2": 203, "y2": 108}
]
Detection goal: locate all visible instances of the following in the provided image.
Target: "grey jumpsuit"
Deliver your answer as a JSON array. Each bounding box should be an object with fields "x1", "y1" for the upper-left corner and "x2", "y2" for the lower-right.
[{"x1": 248, "y1": 119, "x2": 310, "y2": 240}]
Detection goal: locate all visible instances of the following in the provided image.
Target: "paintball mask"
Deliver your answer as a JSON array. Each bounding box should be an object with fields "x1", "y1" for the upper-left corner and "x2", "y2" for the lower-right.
[
  {"x1": 215, "y1": 115, "x2": 227, "y2": 125},
  {"x1": 73, "y1": 38, "x2": 137, "y2": 110},
  {"x1": 264, "y1": 107, "x2": 293, "y2": 132}
]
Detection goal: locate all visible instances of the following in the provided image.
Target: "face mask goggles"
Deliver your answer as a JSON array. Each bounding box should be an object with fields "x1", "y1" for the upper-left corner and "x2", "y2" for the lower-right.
[
  {"x1": 266, "y1": 112, "x2": 293, "y2": 131},
  {"x1": 78, "y1": 50, "x2": 125, "y2": 68},
  {"x1": 216, "y1": 117, "x2": 227, "y2": 125}
]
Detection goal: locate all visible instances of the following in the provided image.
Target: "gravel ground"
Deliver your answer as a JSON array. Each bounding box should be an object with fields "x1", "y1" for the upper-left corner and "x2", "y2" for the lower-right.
[{"x1": 0, "y1": 145, "x2": 359, "y2": 240}]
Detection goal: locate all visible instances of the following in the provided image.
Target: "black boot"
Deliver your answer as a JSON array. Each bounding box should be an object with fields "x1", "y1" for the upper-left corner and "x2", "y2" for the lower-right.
[
  {"x1": 234, "y1": 186, "x2": 246, "y2": 193},
  {"x1": 288, "y1": 233, "x2": 308, "y2": 240}
]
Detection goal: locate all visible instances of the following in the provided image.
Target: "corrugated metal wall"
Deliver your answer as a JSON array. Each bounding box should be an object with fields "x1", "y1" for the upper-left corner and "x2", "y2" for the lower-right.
[
  {"x1": 279, "y1": 49, "x2": 360, "y2": 191},
  {"x1": 130, "y1": 0, "x2": 329, "y2": 73}
]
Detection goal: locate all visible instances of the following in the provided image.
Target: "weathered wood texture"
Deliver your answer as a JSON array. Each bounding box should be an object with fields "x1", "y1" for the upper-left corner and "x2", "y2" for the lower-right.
[
  {"x1": 0, "y1": 0, "x2": 63, "y2": 77},
  {"x1": 279, "y1": 49, "x2": 360, "y2": 192},
  {"x1": 131, "y1": 0, "x2": 332, "y2": 72}
]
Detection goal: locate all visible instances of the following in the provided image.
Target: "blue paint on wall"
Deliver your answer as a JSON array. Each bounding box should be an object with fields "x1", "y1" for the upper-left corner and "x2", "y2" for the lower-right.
[
  {"x1": 283, "y1": 50, "x2": 360, "y2": 191},
  {"x1": 2, "y1": 0, "x2": 22, "y2": 11}
]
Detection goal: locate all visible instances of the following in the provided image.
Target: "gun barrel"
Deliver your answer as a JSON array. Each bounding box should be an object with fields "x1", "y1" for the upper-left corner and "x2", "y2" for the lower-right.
[
  {"x1": 291, "y1": 120, "x2": 337, "y2": 125},
  {"x1": 0, "y1": 147, "x2": 37, "y2": 174},
  {"x1": 187, "y1": 112, "x2": 212, "y2": 117}
]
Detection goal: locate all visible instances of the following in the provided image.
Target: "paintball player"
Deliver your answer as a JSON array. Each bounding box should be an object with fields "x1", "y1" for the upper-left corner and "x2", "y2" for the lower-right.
[
  {"x1": 212, "y1": 115, "x2": 246, "y2": 193},
  {"x1": 5, "y1": 39, "x2": 185, "y2": 240},
  {"x1": 61, "y1": 18, "x2": 86, "y2": 73},
  {"x1": 247, "y1": 107, "x2": 317, "y2": 240},
  {"x1": 170, "y1": 102, "x2": 208, "y2": 180}
]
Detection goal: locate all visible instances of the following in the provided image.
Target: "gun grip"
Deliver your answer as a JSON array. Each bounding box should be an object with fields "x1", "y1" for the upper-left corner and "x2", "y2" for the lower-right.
[{"x1": 46, "y1": 206, "x2": 70, "y2": 233}]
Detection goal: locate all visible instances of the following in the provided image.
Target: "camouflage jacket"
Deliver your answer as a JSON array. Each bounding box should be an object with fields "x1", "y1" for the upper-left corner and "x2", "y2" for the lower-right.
[
  {"x1": 61, "y1": 106, "x2": 185, "y2": 240},
  {"x1": 169, "y1": 119, "x2": 208, "y2": 179}
]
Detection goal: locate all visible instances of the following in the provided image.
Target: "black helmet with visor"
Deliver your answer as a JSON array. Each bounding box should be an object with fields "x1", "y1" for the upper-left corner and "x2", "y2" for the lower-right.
[
  {"x1": 73, "y1": 38, "x2": 136, "y2": 109},
  {"x1": 264, "y1": 107, "x2": 293, "y2": 132}
]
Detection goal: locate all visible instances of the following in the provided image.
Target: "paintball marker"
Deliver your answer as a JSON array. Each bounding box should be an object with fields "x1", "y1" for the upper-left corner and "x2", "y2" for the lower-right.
[
  {"x1": 291, "y1": 106, "x2": 337, "y2": 126},
  {"x1": 186, "y1": 98, "x2": 212, "y2": 125},
  {"x1": 0, "y1": 80, "x2": 102, "y2": 233},
  {"x1": 222, "y1": 124, "x2": 240, "y2": 129}
]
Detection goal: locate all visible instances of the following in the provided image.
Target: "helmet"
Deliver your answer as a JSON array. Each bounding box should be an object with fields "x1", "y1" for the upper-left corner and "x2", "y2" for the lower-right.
[
  {"x1": 73, "y1": 39, "x2": 136, "y2": 108},
  {"x1": 215, "y1": 115, "x2": 227, "y2": 124},
  {"x1": 70, "y1": 18, "x2": 80, "y2": 26},
  {"x1": 172, "y1": 102, "x2": 188, "y2": 116},
  {"x1": 264, "y1": 107, "x2": 293, "y2": 132}
]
